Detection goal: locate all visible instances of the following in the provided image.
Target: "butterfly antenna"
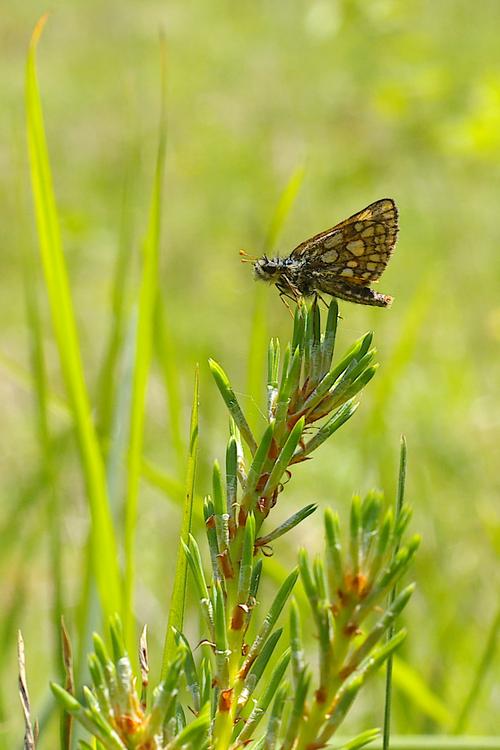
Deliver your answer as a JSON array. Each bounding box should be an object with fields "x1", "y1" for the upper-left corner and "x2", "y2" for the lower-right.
[{"x1": 239, "y1": 249, "x2": 258, "y2": 263}]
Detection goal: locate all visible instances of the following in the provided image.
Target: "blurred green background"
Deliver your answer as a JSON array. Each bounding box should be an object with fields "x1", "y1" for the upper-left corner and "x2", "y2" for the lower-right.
[{"x1": 1, "y1": 0, "x2": 499, "y2": 745}]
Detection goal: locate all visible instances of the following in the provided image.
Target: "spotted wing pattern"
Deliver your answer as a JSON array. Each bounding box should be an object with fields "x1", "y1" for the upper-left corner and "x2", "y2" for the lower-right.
[{"x1": 290, "y1": 198, "x2": 398, "y2": 286}]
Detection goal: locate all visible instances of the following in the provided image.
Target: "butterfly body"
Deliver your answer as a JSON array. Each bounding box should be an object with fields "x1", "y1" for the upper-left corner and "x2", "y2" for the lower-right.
[{"x1": 253, "y1": 198, "x2": 398, "y2": 308}]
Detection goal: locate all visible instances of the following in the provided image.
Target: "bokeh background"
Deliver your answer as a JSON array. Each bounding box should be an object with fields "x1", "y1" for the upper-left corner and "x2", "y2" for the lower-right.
[{"x1": 1, "y1": 0, "x2": 499, "y2": 745}]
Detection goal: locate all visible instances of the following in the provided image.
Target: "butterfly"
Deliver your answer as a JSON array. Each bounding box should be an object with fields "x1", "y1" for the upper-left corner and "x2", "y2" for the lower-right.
[{"x1": 246, "y1": 198, "x2": 398, "y2": 307}]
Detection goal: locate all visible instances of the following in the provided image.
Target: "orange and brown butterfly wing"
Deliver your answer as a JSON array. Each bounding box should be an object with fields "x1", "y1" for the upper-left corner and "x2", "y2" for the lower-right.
[{"x1": 290, "y1": 198, "x2": 398, "y2": 287}]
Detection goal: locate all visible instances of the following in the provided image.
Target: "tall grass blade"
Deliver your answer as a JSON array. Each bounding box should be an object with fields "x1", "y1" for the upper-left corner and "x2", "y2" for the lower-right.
[
  {"x1": 264, "y1": 163, "x2": 306, "y2": 252},
  {"x1": 26, "y1": 15, "x2": 121, "y2": 620},
  {"x1": 246, "y1": 164, "x2": 306, "y2": 429},
  {"x1": 22, "y1": 258, "x2": 64, "y2": 681},
  {"x1": 161, "y1": 367, "x2": 200, "y2": 678}
]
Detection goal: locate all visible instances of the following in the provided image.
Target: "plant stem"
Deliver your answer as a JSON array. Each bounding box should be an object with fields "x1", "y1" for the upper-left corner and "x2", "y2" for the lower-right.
[
  {"x1": 453, "y1": 604, "x2": 500, "y2": 733},
  {"x1": 382, "y1": 436, "x2": 407, "y2": 750}
]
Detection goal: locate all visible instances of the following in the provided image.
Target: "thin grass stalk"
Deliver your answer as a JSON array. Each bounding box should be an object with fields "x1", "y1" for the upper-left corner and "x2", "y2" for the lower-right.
[
  {"x1": 18, "y1": 632, "x2": 36, "y2": 750},
  {"x1": 60, "y1": 618, "x2": 75, "y2": 750},
  {"x1": 382, "y1": 436, "x2": 407, "y2": 750},
  {"x1": 155, "y1": 298, "x2": 186, "y2": 475},
  {"x1": 161, "y1": 368, "x2": 200, "y2": 678}
]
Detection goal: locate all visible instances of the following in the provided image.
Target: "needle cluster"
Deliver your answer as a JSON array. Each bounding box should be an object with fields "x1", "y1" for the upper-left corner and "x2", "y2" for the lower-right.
[{"x1": 46, "y1": 299, "x2": 418, "y2": 750}]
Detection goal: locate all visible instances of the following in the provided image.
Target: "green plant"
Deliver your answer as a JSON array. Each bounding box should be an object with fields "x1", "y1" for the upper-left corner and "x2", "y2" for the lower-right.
[
  {"x1": 38, "y1": 299, "x2": 418, "y2": 750},
  {"x1": 19, "y1": 16, "x2": 419, "y2": 750}
]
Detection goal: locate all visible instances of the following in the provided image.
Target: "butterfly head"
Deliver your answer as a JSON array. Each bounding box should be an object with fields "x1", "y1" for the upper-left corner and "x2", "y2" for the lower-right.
[{"x1": 253, "y1": 256, "x2": 285, "y2": 283}]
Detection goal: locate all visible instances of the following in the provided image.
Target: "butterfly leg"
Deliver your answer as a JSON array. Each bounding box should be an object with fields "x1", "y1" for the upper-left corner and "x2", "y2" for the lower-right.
[
  {"x1": 276, "y1": 278, "x2": 301, "y2": 315},
  {"x1": 277, "y1": 290, "x2": 294, "y2": 316},
  {"x1": 314, "y1": 291, "x2": 330, "y2": 308},
  {"x1": 316, "y1": 291, "x2": 342, "y2": 319},
  {"x1": 280, "y1": 294, "x2": 292, "y2": 315}
]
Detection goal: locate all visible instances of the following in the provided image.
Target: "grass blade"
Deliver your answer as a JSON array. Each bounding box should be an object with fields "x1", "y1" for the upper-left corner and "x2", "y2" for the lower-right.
[
  {"x1": 453, "y1": 604, "x2": 500, "y2": 733},
  {"x1": 18, "y1": 632, "x2": 36, "y2": 750},
  {"x1": 155, "y1": 297, "x2": 185, "y2": 475},
  {"x1": 265, "y1": 164, "x2": 305, "y2": 252},
  {"x1": 26, "y1": 15, "x2": 121, "y2": 620},
  {"x1": 23, "y1": 258, "x2": 65, "y2": 682},
  {"x1": 246, "y1": 164, "x2": 306, "y2": 431},
  {"x1": 60, "y1": 618, "x2": 75, "y2": 750},
  {"x1": 336, "y1": 729, "x2": 381, "y2": 750},
  {"x1": 382, "y1": 436, "x2": 407, "y2": 750},
  {"x1": 390, "y1": 657, "x2": 453, "y2": 729},
  {"x1": 161, "y1": 367, "x2": 200, "y2": 678}
]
